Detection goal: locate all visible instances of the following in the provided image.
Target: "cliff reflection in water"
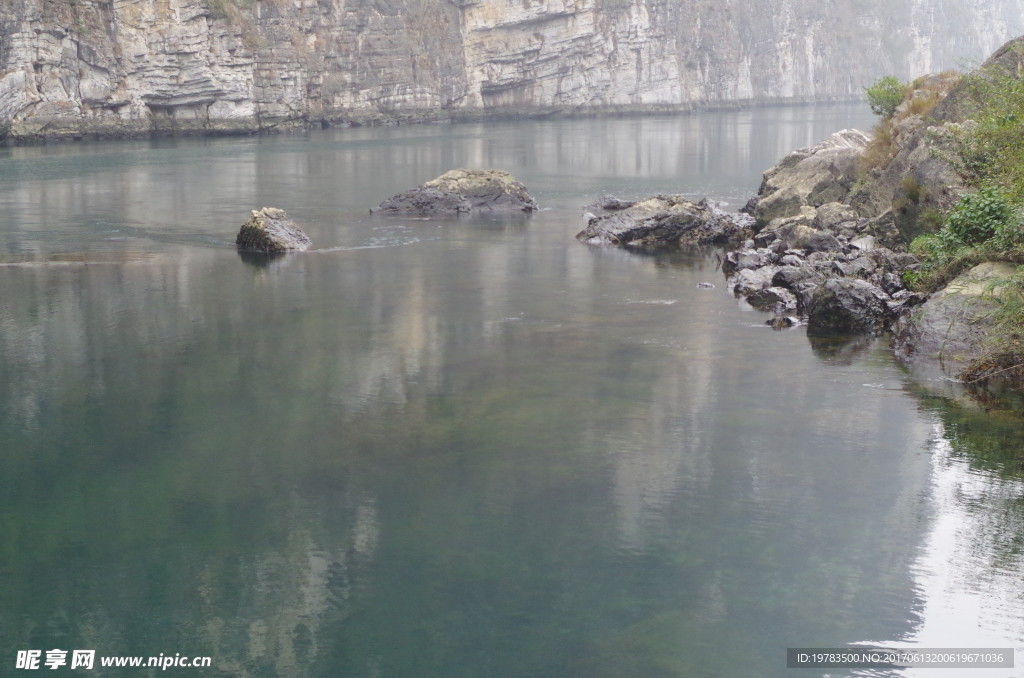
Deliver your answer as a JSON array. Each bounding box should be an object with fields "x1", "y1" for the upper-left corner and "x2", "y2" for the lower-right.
[
  {"x1": 0, "y1": 104, "x2": 877, "y2": 258},
  {"x1": 860, "y1": 390, "x2": 1024, "y2": 677},
  {"x1": 0, "y1": 236, "x2": 925, "y2": 677},
  {"x1": 0, "y1": 108, "x2": 1021, "y2": 677}
]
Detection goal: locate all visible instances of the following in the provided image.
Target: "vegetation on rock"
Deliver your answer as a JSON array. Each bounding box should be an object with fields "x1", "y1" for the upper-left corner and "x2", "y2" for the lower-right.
[
  {"x1": 857, "y1": 72, "x2": 960, "y2": 180},
  {"x1": 864, "y1": 76, "x2": 906, "y2": 119},
  {"x1": 938, "y1": 69, "x2": 1024, "y2": 201},
  {"x1": 893, "y1": 42, "x2": 1024, "y2": 383}
]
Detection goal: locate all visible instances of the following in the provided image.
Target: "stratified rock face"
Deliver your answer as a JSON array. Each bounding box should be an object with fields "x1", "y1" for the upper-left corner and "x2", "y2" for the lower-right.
[
  {"x1": 577, "y1": 196, "x2": 754, "y2": 247},
  {"x1": 892, "y1": 262, "x2": 1018, "y2": 364},
  {"x1": 236, "y1": 208, "x2": 312, "y2": 252},
  {"x1": 1, "y1": 0, "x2": 1022, "y2": 139},
  {"x1": 373, "y1": 169, "x2": 537, "y2": 215},
  {"x1": 753, "y1": 130, "x2": 872, "y2": 226}
]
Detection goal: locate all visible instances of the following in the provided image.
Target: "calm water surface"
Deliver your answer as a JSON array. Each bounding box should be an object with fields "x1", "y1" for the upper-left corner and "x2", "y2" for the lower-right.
[{"x1": 1, "y1": 106, "x2": 1022, "y2": 678}]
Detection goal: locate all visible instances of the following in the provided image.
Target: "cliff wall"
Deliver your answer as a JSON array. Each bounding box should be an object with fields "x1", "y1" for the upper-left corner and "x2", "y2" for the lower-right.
[{"x1": 0, "y1": 0, "x2": 1022, "y2": 139}]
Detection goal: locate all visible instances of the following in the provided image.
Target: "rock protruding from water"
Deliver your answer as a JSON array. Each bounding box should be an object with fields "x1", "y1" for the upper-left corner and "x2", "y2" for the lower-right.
[
  {"x1": 373, "y1": 169, "x2": 538, "y2": 215},
  {"x1": 806, "y1": 278, "x2": 892, "y2": 336},
  {"x1": 372, "y1": 186, "x2": 473, "y2": 216},
  {"x1": 235, "y1": 207, "x2": 312, "y2": 252},
  {"x1": 892, "y1": 262, "x2": 1018, "y2": 364},
  {"x1": 721, "y1": 224, "x2": 924, "y2": 335},
  {"x1": 753, "y1": 129, "x2": 871, "y2": 227},
  {"x1": 577, "y1": 195, "x2": 754, "y2": 248}
]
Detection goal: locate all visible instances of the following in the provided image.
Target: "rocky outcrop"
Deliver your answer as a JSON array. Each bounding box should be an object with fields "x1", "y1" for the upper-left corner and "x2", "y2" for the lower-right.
[
  {"x1": 236, "y1": 207, "x2": 311, "y2": 252},
  {"x1": 845, "y1": 74, "x2": 969, "y2": 245},
  {"x1": 892, "y1": 262, "x2": 1018, "y2": 365},
  {"x1": 373, "y1": 169, "x2": 537, "y2": 216},
  {"x1": 422, "y1": 170, "x2": 537, "y2": 212},
  {"x1": 752, "y1": 130, "x2": 872, "y2": 227},
  {"x1": 728, "y1": 37, "x2": 1024, "y2": 388},
  {"x1": 577, "y1": 196, "x2": 754, "y2": 248},
  {"x1": 745, "y1": 69, "x2": 975, "y2": 249},
  {"x1": 1, "y1": 0, "x2": 1023, "y2": 139}
]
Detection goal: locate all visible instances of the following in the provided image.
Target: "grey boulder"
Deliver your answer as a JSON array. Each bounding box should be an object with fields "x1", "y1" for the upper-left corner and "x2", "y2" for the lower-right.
[
  {"x1": 892, "y1": 262, "x2": 1018, "y2": 365},
  {"x1": 806, "y1": 278, "x2": 891, "y2": 336},
  {"x1": 747, "y1": 286, "x2": 798, "y2": 311},
  {"x1": 236, "y1": 207, "x2": 312, "y2": 252},
  {"x1": 373, "y1": 169, "x2": 538, "y2": 216},
  {"x1": 578, "y1": 195, "x2": 754, "y2": 247},
  {"x1": 372, "y1": 186, "x2": 472, "y2": 216}
]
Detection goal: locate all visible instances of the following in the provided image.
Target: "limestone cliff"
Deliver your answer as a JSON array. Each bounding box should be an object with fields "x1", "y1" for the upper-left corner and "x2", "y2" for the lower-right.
[{"x1": 1, "y1": 0, "x2": 1022, "y2": 139}]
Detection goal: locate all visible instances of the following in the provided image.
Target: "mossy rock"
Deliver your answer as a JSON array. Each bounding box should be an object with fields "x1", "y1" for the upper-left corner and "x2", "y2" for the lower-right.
[
  {"x1": 236, "y1": 207, "x2": 312, "y2": 252},
  {"x1": 373, "y1": 169, "x2": 538, "y2": 215}
]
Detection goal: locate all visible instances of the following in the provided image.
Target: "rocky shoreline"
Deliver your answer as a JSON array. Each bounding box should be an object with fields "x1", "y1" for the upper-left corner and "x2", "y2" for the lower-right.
[
  {"x1": 575, "y1": 33, "x2": 1024, "y2": 388},
  {"x1": 582, "y1": 187, "x2": 1014, "y2": 386},
  {"x1": 353, "y1": 154, "x2": 1004, "y2": 386}
]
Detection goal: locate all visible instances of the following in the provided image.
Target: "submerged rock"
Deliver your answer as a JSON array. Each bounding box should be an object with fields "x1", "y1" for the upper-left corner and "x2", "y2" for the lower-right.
[
  {"x1": 577, "y1": 195, "x2": 754, "y2": 247},
  {"x1": 373, "y1": 169, "x2": 538, "y2": 216},
  {"x1": 235, "y1": 207, "x2": 312, "y2": 253},
  {"x1": 766, "y1": 316, "x2": 797, "y2": 329},
  {"x1": 584, "y1": 196, "x2": 638, "y2": 211}
]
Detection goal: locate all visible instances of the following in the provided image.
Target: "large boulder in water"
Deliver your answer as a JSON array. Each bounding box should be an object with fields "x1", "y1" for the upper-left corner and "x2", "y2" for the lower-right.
[
  {"x1": 235, "y1": 207, "x2": 312, "y2": 252},
  {"x1": 373, "y1": 169, "x2": 538, "y2": 215},
  {"x1": 753, "y1": 129, "x2": 871, "y2": 227},
  {"x1": 806, "y1": 278, "x2": 891, "y2": 336},
  {"x1": 577, "y1": 195, "x2": 754, "y2": 247}
]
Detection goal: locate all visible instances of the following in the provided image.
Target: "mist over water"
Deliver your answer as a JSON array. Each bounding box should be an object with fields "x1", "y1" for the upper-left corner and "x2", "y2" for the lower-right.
[{"x1": 0, "y1": 105, "x2": 1022, "y2": 678}]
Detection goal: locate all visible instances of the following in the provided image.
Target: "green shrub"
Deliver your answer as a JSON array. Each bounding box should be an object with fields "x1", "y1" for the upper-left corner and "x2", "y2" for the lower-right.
[
  {"x1": 864, "y1": 76, "x2": 906, "y2": 119},
  {"x1": 940, "y1": 68, "x2": 1024, "y2": 202},
  {"x1": 945, "y1": 185, "x2": 1015, "y2": 245},
  {"x1": 905, "y1": 186, "x2": 1024, "y2": 292},
  {"x1": 918, "y1": 207, "x2": 944, "y2": 232}
]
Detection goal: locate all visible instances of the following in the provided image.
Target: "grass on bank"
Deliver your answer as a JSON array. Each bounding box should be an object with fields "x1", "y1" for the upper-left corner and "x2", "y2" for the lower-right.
[{"x1": 867, "y1": 61, "x2": 1024, "y2": 383}]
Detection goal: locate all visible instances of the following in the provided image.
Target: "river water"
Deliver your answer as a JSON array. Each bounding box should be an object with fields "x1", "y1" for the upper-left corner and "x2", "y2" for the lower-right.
[{"x1": 0, "y1": 106, "x2": 1022, "y2": 678}]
